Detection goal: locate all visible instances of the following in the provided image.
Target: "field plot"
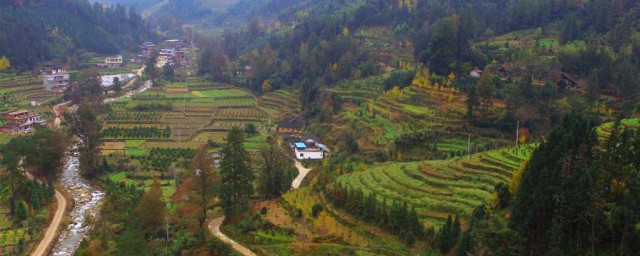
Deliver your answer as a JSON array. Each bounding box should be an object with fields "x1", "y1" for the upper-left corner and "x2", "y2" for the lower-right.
[
  {"x1": 0, "y1": 74, "x2": 59, "y2": 112},
  {"x1": 328, "y1": 80, "x2": 509, "y2": 160},
  {"x1": 336, "y1": 147, "x2": 532, "y2": 228},
  {"x1": 192, "y1": 88, "x2": 251, "y2": 98}
]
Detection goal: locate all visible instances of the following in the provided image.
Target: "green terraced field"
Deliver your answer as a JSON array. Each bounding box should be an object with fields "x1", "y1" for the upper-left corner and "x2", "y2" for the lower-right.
[
  {"x1": 192, "y1": 89, "x2": 251, "y2": 98},
  {"x1": 336, "y1": 147, "x2": 532, "y2": 227},
  {"x1": 125, "y1": 140, "x2": 146, "y2": 148}
]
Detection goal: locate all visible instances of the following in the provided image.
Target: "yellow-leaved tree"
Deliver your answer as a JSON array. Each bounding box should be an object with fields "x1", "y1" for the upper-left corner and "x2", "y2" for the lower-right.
[
  {"x1": 342, "y1": 27, "x2": 350, "y2": 37},
  {"x1": 262, "y1": 80, "x2": 272, "y2": 92},
  {"x1": 509, "y1": 157, "x2": 530, "y2": 196},
  {"x1": 446, "y1": 72, "x2": 455, "y2": 86},
  {"x1": 0, "y1": 56, "x2": 10, "y2": 71},
  {"x1": 368, "y1": 98, "x2": 375, "y2": 113}
]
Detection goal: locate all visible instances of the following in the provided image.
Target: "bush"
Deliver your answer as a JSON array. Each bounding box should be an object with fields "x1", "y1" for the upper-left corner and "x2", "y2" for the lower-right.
[
  {"x1": 244, "y1": 123, "x2": 257, "y2": 135},
  {"x1": 207, "y1": 237, "x2": 232, "y2": 256},
  {"x1": 311, "y1": 204, "x2": 323, "y2": 218},
  {"x1": 261, "y1": 206, "x2": 268, "y2": 215}
]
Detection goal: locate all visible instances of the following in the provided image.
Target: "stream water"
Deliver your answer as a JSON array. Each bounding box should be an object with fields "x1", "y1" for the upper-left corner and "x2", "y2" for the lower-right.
[{"x1": 50, "y1": 148, "x2": 105, "y2": 255}]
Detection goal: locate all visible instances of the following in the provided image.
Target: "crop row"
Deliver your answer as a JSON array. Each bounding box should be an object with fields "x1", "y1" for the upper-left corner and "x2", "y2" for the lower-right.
[
  {"x1": 215, "y1": 108, "x2": 267, "y2": 119},
  {"x1": 102, "y1": 126, "x2": 171, "y2": 138},
  {"x1": 336, "y1": 148, "x2": 528, "y2": 222},
  {"x1": 105, "y1": 112, "x2": 163, "y2": 122}
]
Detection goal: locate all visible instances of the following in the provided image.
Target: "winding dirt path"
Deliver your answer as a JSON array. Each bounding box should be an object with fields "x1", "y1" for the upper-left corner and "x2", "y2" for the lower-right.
[
  {"x1": 31, "y1": 189, "x2": 66, "y2": 256},
  {"x1": 207, "y1": 159, "x2": 314, "y2": 255},
  {"x1": 25, "y1": 172, "x2": 67, "y2": 256},
  {"x1": 292, "y1": 160, "x2": 312, "y2": 189},
  {"x1": 52, "y1": 101, "x2": 70, "y2": 128},
  {"x1": 208, "y1": 217, "x2": 257, "y2": 256}
]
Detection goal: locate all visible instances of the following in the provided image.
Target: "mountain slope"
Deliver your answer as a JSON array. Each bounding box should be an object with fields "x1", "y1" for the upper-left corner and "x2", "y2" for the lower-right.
[{"x1": 0, "y1": 0, "x2": 154, "y2": 69}]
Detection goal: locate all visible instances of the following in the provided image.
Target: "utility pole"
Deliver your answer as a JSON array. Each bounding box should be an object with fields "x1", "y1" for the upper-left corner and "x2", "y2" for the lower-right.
[
  {"x1": 467, "y1": 133, "x2": 471, "y2": 158},
  {"x1": 516, "y1": 120, "x2": 520, "y2": 149},
  {"x1": 173, "y1": 166, "x2": 177, "y2": 188}
]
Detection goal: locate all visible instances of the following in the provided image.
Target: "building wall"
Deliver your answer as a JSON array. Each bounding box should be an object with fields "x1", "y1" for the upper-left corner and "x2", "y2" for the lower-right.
[
  {"x1": 278, "y1": 127, "x2": 302, "y2": 133},
  {"x1": 294, "y1": 149, "x2": 324, "y2": 160}
]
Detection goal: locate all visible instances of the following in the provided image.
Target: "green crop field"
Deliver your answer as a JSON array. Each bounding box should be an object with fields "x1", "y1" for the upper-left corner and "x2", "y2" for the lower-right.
[
  {"x1": 538, "y1": 38, "x2": 556, "y2": 48},
  {"x1": 126, "y1": 149, "x2": 147, "y2": 156},
  {"x1": 191, "y1": 89, "x2": 251, "y2": 98},
  {"x1": 336, "y1": 147, "x2": 532, "y2": 227},
  {"x1": 125, "y1": 140, "x2": 146, "y2": 148}
]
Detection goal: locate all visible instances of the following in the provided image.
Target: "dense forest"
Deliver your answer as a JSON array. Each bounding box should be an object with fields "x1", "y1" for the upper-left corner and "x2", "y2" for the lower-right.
[{"x1": 0, "y1": 0, "x2": 153, "y2": 69}]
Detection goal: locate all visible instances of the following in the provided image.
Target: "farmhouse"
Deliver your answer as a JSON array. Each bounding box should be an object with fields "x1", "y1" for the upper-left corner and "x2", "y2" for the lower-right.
[
  {"x1": 43, "y1": 73, "x2": 70, "y2": 92},
  {"x1": 291, "y1": 134, "x2": 330, "y2": 160},
  {"x1": 561, "y1": 72, "x2": 578, "y2": 87},
  {"x1": 141, "y1": 42, "x2": 156, "y2": 57},
  {"x1": 278, "y1": 117, "x2": 305, "y2": 133},
  {"x1": 105, "y1": 55, "x2": 123, "y2": 68},
  {"x1": 164, "y1": 39, "x2": 184, "y2": 49},
  {"x1": 0, "y1": 110, "x2": 46, "y2": 134},
  {"x1": 470, "y1": 69, "x2": 483, "y2": 78}
]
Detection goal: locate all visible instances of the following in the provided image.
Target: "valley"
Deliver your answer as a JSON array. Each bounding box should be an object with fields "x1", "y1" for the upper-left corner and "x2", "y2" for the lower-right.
[{"x1": 0, "y1": 0, "x2": 640, "y2": 255}]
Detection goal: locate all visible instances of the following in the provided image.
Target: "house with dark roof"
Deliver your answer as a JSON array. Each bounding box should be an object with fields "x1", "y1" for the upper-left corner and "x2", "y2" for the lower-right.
[{"x1": 278, "y1": 117, "x2": 305, "y2": 133}]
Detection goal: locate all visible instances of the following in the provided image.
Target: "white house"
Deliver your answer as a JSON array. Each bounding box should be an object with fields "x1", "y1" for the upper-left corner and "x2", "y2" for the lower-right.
[
  {"x1": 43, "y1": 73, "x2": 70, "y2": 92},
  {"x1": 105, "y1": 55, "x2": 123, "y2": 68},
  {"x1": 470, "y1": 69, "x2": 483, "y2": 78},
  {"x1": 292, "y1": 134, "x2": 330, "y2": 160}
]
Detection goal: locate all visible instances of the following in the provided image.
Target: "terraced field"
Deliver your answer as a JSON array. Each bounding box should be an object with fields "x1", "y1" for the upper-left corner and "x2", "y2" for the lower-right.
[
  {"x1": 596, "y1": 118, "x2": 640, "y2": 142},
  {"x1": 329, "y1": 80, "x2": 509, "y2": 159},
  {"x1": 0, "y1": 74, "x2": 59, "y2": 112},
  {"x1": 258, "y1": 89, "x2": 301, "y2": 118},
  {"x1": 336, "y1": 147, "x2": 532, "y2": 227}
]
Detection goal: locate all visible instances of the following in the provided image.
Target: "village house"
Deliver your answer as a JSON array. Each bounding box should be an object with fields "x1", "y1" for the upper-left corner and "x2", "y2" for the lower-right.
[
  {"x1": 105, "y1": 55, "x2": 123, "y2": 68},
  {"x1": 291, "y1": 134, "x2": 330, "y2": 160},
  {"x1": 43, "y1": 73, "x2": 70, "y2": 92},
  {"x1": 278, "y1": 117, "x2": 305, "y2": 133},
  {"x1": 164, "y1": 39, "x2": 191, "y2": 50},
  {"x1": 141, "y1": 42, "x2": 156, "y2": 57},
  {"x1": 470, "y1": 68, "x2": 483, "y2": 78},
  {"x1": 0, "y1": 110, "x2": 46, "y2": 133}
]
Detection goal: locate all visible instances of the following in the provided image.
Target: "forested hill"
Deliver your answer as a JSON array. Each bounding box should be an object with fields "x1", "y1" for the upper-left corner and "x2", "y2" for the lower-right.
[{"x1": 0, "y1": 0, "x2": 153, "y2": 69}]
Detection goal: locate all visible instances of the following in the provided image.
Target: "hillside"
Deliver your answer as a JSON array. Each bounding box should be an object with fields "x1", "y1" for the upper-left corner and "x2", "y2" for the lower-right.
[{"x1": 0, "y1": 0, "x2": 153, "y2": 69}]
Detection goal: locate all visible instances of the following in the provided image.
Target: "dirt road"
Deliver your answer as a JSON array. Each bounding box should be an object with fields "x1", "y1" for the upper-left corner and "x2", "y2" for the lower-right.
[
  {"x1": 206, "y1": 160, "x2": 312, "y2": 256},
  {"x1": 25, "y1": 173, "x2": 67, "y2": 256},
  {"x1": 52, "y1": 101, "x2": 70, "y2": 128},
  {"x1": 208, "y1": 217, "x2": 257, "y2": 256},
  {"x1": 292, "y1": 161, "x2": 312, "y2": 189},
  {"x1": 31, "y1": 189, "x2": 66, "y2": 256}
]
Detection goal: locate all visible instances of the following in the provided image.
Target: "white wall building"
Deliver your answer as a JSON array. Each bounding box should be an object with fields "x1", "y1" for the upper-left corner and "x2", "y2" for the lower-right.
[
  {"x1": 105, "y1": 55, "x2": 123, "y2": 68},
  {"x1": 291, "y1": 134, "x2": 330, "y2": 160}
]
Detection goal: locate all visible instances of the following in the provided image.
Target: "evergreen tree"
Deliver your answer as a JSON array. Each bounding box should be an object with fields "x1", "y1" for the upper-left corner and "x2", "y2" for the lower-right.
[
  {"x1": 220, "y1": 128, "x2": 254, "y2": 216},
  {"x1": 257, "y1": 138, "x2": 294, "y2": 199}
]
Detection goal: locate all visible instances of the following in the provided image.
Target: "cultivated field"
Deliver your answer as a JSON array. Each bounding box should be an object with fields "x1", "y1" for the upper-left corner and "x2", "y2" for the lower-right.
[{"x1": 336, "y1": 147, "x2": 532, "y2": 228}]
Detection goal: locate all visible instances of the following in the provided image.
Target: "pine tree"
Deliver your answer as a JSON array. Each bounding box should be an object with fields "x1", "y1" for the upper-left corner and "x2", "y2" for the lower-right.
[{"x1": 220, "y1": 128, "x2": 254, "y2": 216}]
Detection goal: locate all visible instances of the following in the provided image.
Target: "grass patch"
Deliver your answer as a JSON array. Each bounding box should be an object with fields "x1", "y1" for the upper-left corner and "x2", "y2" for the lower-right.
[
  {"x1": 126, "y1": 149, "x2": 147, "y2": 156},
  {"x1": 538, "y1": 38, "x2": 556, "y2": 48},
  {"x1": 125, "y1": 139, "x2": 146, "y2": 148}
]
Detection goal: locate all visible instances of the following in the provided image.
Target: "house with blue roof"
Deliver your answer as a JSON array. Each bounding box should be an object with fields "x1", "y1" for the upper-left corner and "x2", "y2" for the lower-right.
[{"x1": 291, "y1": 134, "x2": 330, "y2": 160}]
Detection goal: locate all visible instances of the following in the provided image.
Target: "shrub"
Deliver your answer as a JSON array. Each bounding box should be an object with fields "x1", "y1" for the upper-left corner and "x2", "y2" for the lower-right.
[
  {"x1": 311, "y1": 204, "x2": 323, "y2": 218},
  {"x1": 261, "y1": 206, "x2": 268, "y2": 215}
]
